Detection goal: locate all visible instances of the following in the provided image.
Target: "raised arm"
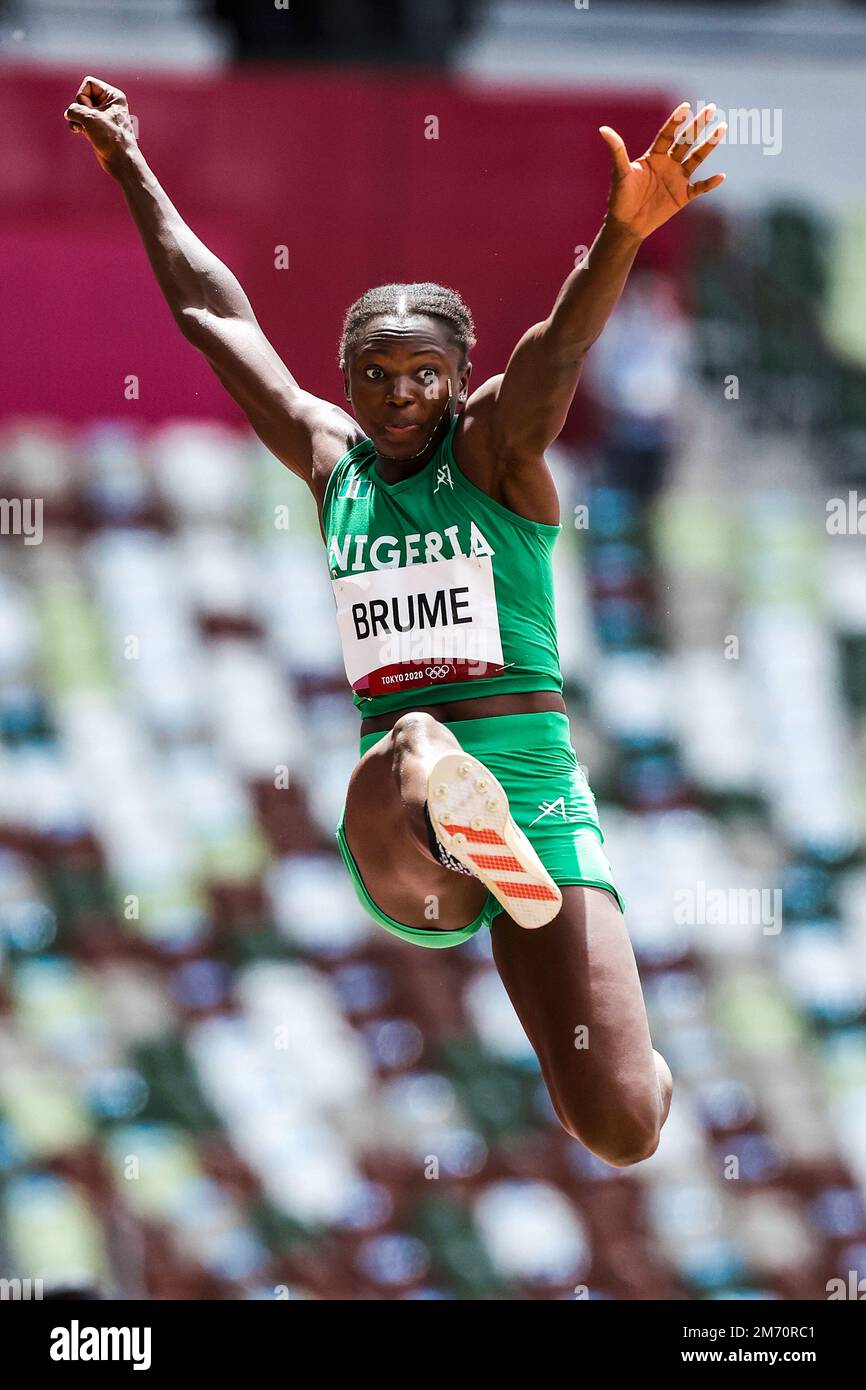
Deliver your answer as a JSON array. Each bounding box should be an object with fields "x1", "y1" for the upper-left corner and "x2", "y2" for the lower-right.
[
  {"x1": 63, "y1": 75, "x2": 357, "y2": 492},
  {"x1": 483, "y1": 101, "x2": 727, "y2": 463}
]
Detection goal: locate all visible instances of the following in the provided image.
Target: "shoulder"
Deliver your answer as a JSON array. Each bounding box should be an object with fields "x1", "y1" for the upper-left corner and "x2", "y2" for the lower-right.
[
  {"x1": 304, "y1": 398, "x2": 369, "y2": 510},
  {"x1": 303, "y1": 398, "x2": 367, "y2": 481},
  {"x1": 271, "y1": 394, "x2": 367, "y2": 543},
  {"x1": 451, "y1": 376, "x2": 561, "y2": 527}
]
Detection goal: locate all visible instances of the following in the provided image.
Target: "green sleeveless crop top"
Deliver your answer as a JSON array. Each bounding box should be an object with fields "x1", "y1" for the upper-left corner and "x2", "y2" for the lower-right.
[{"x1": 321, "y1": 412, "x2": 564, "y2": 718}]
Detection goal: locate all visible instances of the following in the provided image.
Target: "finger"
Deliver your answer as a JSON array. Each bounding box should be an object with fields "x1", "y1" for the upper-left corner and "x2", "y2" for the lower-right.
[
  {"x1": 76, "y1": 75, "x2": 123, "y2": 108},
  {"x1": 686, "y1": 172, "x2": 726, "y2": 200},
  {"x1": 669, "y1": 103, "x2": 716, "y2": 163},
  {"x1": 64, "y1": 102, "x2": 97, "y2": 125},
  {"x1": 682, "y1": 124, "x2": 727, "y2": 177},
  {"x1": 598, "y1": 126, "x2": 631, "y2": 179},
  {"x1": 647, "y1": 101, "x2": 691, "y2": 157},
  {"x1": 75, "y1": 75, "x2": 105, "y2": 106}
]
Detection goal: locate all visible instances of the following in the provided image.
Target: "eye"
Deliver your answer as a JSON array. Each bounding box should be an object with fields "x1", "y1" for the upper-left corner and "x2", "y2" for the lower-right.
[
  {"x1": 363, "y1": 365, "x2": 385, "y2": 380},
  {"x1": 419, "y1": 367, "x2": 437, "y2": 384}
]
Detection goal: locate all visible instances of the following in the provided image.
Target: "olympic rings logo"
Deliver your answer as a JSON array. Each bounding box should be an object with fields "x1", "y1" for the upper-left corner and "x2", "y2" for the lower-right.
[{"x1": 424, "y1": 665, "x2": 452, "y2": 680}]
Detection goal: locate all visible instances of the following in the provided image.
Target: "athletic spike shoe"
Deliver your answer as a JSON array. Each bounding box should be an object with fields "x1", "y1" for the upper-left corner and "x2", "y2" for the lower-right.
[
  {"x1": 422, "y1": 799, "x2": 478, "y2": 877},
  {"x1": 426, "y1": 752, "x2": 563, "y2": 929}
]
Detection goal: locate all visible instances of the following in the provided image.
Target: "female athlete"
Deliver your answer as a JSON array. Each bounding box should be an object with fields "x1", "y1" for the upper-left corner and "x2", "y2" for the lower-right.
[{"x1": 65, "y1": 76, "x2": 725, "y2": 1164}]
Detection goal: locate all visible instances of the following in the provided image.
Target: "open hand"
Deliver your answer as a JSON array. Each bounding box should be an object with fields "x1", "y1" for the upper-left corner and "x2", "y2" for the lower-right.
[{"x1": 599, "y1": 102, "x2": 726, "y2": 241}]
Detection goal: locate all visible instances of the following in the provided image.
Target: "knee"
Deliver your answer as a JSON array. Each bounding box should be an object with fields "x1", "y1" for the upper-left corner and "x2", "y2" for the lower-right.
[
  {"x1": 390, "y1": 710, "x2": 439, "y2": 750},
  {"x1": 556, "y1": 1093, "x2": 664, "y2": 1167},
  {"x1": 600, "y1": 1127, "x2": 662, "y2": 1167},
  {"x1": 390, "y1": 712, "x2": 448, "y2": 775}
]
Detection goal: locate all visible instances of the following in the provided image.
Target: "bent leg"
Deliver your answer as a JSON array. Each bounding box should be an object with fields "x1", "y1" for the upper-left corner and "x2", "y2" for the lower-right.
[
  {"x1": 490, "y1": 886, "x2": 673, "y2": 1164},
  {"x1": 387, "y1": 710, "x2": 475, "y2": 860},
  {"x1": 343, "y1": 712, "x2": 490, "y2": 932}
]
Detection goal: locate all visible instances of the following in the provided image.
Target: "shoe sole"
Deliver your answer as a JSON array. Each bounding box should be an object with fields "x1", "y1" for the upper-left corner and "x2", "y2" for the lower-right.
[{"x1": 426, "y1": 751, "x2": 563, "y2": 930}]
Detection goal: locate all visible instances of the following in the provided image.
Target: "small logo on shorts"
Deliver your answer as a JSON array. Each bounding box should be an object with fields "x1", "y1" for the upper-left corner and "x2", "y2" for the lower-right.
[{"x1": 530, "y1": 797, "x2": 582, "y2": 826}]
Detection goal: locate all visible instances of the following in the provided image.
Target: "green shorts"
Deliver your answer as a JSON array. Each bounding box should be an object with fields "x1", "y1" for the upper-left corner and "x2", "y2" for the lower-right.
[{"x1": 335, "y1": 709, "x2": 624, "y2": 950}]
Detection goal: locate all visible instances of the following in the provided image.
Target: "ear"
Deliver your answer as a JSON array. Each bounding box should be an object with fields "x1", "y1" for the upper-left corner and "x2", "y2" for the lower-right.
[
  {"x1": 458, "y1": 360, "x2": 472, "y2": 402},
  {"x1": 341, "y1": 367, "x2": 351, "y2": 401}
]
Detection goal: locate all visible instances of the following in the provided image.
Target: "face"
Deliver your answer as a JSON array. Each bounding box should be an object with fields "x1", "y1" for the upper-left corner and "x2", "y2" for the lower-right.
[{"x1": 343, "y1": 314, "x2": 471, "y2": 459}]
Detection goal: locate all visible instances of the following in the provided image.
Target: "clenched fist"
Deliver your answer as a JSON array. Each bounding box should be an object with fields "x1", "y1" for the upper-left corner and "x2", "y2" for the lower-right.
[{"x1": 64, "y1": 75, "x2": 138, "y2": 175}]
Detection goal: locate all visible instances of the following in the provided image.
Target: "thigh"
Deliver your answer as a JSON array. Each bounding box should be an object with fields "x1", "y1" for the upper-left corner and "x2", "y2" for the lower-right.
[
  {"x1": 489, "y1": 886, "x2": 659, "y2": 1133},
  {"x1": 343, "y1": 731, "x2": 490, "y2": 932}
]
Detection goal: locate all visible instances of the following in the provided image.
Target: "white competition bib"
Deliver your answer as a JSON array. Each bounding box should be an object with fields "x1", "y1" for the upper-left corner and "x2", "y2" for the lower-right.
[{"x1": 332, "y1": 553, "x2": 505, "y2": 699}]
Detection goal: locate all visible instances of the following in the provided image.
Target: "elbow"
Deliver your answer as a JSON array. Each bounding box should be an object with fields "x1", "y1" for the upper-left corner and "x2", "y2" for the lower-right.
[
  {"x1": 555, "y1": 346, "x2": 591, "y2": 374},
  {"x1": 176, "y1": 305, "x2": 208, "y2": 344},
  {"x1": 540, "y1": 318, "x2": 593, "y2": 371}
]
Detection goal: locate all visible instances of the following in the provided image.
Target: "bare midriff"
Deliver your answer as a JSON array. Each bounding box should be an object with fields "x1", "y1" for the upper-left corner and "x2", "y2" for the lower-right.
[{"x1": 358, "y1": 688, "x2": 567, "y2": 739}]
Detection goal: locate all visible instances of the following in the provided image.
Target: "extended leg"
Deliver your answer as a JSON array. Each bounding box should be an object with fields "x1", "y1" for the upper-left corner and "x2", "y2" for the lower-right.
[{"x1": 490, "y1": 885, "x2": 673, "y2": 1165}]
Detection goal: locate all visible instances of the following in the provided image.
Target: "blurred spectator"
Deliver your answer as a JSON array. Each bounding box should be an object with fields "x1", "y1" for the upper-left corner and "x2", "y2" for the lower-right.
[{"x1": 583, "y1": 272, "x2": 693, "y2": 501}]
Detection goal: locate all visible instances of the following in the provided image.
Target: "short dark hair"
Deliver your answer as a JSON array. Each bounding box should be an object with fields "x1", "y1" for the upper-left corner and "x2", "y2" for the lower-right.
[{"x1": 339, "y1": 282, "x2": 476, "y2": 369}]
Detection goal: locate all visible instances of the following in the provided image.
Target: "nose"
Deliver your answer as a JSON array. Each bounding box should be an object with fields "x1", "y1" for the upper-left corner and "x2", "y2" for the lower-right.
[{"x1": 386, "y1": 375, "x2": 415, "y2": 404}]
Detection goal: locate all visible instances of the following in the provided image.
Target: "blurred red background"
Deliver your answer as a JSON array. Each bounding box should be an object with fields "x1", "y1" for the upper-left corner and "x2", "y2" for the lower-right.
[{"x1": 1, "y1": 67, "x2": 679, "y2": 434}]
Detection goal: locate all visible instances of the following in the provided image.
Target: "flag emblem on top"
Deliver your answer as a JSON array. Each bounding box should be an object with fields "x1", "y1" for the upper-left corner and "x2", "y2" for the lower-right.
[{"x1": 339, "y1": 471, "x2": 372, "y2": 501}]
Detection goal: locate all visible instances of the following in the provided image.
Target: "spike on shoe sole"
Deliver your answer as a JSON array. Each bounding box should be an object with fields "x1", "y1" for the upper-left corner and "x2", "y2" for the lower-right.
[{"x1": 426, "y1": 752, "x2": 562, "y2": 929}]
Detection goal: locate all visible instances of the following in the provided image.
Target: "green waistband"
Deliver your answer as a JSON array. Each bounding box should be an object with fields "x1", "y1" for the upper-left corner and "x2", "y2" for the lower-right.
[{"x1": 358, "y1": 708, "x2": 570, "y2": 758}]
